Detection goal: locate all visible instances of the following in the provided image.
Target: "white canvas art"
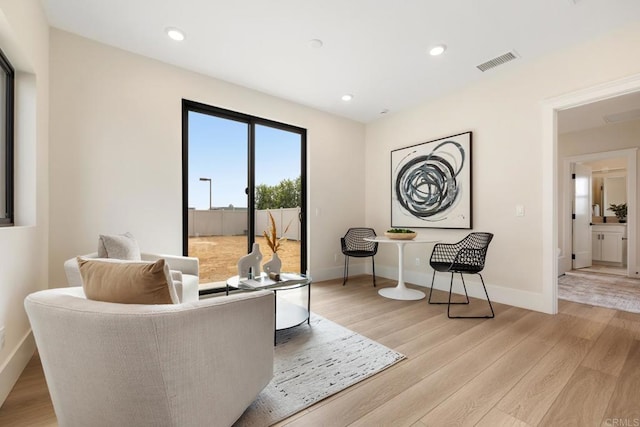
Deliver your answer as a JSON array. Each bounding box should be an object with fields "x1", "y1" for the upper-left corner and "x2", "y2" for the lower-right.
[{"x1": 391, "y1": 131, "x2": 472, "y2": 229}]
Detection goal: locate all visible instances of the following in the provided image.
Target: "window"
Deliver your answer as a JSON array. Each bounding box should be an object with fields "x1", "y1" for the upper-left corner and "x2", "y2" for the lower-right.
[{"x1": 0, "y1": 47, "x2": 14, "y2": 226}]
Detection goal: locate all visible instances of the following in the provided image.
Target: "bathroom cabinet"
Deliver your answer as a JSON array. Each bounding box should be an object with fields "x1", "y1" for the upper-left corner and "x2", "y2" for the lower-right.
[{"x1": 591, "y1": 224, "x2": 626, "y2": 263}]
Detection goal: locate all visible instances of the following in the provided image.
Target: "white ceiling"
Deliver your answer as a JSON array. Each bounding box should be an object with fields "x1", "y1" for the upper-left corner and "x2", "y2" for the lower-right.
[{"x1": 41, "y1": 0, "x2": 640, "y2": 123}]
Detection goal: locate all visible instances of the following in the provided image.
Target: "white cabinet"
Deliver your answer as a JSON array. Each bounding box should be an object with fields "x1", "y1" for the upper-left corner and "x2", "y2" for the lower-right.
[{"x1": 592, "y1": 225, "x2": 626, "y2": 263}]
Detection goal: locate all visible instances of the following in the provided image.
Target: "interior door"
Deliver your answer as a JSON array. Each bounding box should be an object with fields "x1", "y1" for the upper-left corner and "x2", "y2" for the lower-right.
[{"x1": 573, "y1": 163, "x2": 592, "y2": 269}]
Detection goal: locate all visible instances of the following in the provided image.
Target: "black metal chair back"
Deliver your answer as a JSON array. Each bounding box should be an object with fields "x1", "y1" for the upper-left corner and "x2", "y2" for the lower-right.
[
  {"x1": 341, "y1": 227, "x2": 378, "y2": 286},
  {"x1": 342, "y1": 228, "x2": 378, "y2": 255},
  {"x1": 430, "y1": 232, "x2": 493, "y2": 274},
  {"x1": 428, "y1": 232, "x2": 494, "y2": 318}
]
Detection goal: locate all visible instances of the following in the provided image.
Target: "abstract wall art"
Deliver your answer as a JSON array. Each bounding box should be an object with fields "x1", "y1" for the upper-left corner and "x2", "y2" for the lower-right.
[{"x1": 391, "y1": 131, "x2": 472, "y2": 229}]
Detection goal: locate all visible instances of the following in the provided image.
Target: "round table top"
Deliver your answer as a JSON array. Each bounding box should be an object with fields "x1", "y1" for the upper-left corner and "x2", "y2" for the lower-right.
[{"x1": 364, "y1": 236, "x2": 439, "y2": 244}]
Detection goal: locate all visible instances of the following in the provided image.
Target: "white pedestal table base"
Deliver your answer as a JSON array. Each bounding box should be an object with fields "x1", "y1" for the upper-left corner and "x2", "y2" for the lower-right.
[{"x1": 365, "y1": 236, "x2": 438, "y2": 301}]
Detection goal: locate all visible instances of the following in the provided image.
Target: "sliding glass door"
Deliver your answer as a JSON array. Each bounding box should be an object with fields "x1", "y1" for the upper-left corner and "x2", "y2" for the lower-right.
[
  {"x1": 185, "y1": 111, "x2": 249, "y2": 284},
  {"x1": 182, "y1": 100, "x2": 306, "y2": 291},
  {"x1": 254, "y1": 124, "x2": 303, "y2": 273}
]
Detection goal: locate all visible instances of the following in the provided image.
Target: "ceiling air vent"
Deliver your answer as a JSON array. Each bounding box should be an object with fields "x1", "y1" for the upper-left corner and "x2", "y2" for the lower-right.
[
  {"x1": 603, "y1": 108, "x2": 640, "y2": 124},
  {"x1": 476, "y1": 51, "x2": 518, "y2": 72}
]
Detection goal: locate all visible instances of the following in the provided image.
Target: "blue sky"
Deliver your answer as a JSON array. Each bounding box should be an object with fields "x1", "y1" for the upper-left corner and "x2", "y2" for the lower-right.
[{"x1": 188, "y1": 112, "x2": 301, "y2": 209}]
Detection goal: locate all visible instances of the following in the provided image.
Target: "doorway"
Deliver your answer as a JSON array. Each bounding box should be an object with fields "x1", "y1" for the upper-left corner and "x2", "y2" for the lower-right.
[
  {"x1": 543, "y1": 75, "x2": 640, "y2": 314},
  {"x1": 562, "y1": 151, "x2": 635, "y2": 278},
  {"x1": 182, "y1": 100, "x2": 307, "y2": 291}
]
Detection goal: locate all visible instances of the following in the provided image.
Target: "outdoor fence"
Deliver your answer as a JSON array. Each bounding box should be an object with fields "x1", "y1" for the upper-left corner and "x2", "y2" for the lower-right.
[{"x1": 188, "y1": 207, "x2": 301, "y2": 241}]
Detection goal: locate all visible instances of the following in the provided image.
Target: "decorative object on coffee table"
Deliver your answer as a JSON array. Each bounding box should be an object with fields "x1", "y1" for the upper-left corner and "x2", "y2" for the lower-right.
[
  {"x1": 263, "y1": 252, "x2": 282, "y2": 275},
  {"x1": 238, "y1": 243, "x2": 262, "y2": 278},
  {"x1": 262, "y1": 211, "x2": 291, "y2": 274}
]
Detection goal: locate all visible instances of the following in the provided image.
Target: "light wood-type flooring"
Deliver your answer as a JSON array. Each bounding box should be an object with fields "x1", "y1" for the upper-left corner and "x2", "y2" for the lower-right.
[{"x1": 1, "y1": 276, "x2": 640, "y2": 426}]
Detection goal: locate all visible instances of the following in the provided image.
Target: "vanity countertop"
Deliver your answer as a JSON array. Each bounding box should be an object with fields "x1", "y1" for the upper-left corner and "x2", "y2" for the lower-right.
[{"x1": 592, "y1": 222, "x2": 627, "y2": 226}]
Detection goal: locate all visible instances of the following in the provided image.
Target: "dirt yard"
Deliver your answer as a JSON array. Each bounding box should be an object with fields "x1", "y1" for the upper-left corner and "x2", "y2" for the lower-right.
[{"x1": 188, "y1": 236, "x2": 301, "y2": 284}]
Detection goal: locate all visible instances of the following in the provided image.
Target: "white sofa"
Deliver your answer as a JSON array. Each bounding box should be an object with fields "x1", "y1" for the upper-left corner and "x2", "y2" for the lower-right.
[
  {"x1": 64, "y1": 252, "x2": 200, "y2": 303},
  {"x1": 25, "y1": 286, "x2": 275, "y2": 427}
]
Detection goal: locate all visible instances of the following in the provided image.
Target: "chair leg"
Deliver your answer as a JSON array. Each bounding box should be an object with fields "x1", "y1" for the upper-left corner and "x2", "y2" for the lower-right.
[
  {"x1": 428, "y1": 270, "x2": 437, "y2": 304},
  {"x1": 372, "y1": 256, "x2": 376, "y2": 287},
  {"x1": 342, "y1": 256, "x2": 349, "y2": 286},
  {"x1": 429, "y1": 271, "x2": 470, "y2": 305},
  {"x1": 479, "y1": 273, "x2": 495, "y2": 318},
  {"x1": 447, "y1": 273, "x2": 495, "y2": 319},
  {"x1": 458, "y1": 273, "x2": 471, "y2": 304}
]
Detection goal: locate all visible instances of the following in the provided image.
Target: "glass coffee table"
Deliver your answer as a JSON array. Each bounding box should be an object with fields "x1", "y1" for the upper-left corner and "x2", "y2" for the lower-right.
[{"x1": 226, "y1": 273, "x2": 311, "y2": 344}]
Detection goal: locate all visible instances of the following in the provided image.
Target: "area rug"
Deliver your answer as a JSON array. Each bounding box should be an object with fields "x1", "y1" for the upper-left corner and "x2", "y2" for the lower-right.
[
  {"x1": 558, "y1": 271, "x2": 640, "y2": 314},
  {"x1": 233, "y1": 313, "x2": 405, "y2": 426}
]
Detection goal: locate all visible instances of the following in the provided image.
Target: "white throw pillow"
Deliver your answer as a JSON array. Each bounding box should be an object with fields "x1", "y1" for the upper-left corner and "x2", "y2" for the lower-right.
[{"x1": 97, "y1": 232, "x2": 141, "y2": 260}]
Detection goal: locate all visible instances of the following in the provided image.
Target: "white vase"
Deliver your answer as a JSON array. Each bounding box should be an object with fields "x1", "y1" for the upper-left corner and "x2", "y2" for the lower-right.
[
  {"x1": 263, "y1": 252, "x2": 282, "y2": 275},
  {"x1": 237, "y1": 243, "x2": 262, "y2": 278}
]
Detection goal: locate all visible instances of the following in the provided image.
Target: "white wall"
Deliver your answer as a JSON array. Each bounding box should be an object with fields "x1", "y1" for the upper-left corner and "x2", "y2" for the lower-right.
[
  {"x1": 365, "y1": 23, "x2": 640, "y2": 312},
  {"x1": 0, "y1": 0, "x2": 49, "y2": 406},
  {"x1": 557, "y1": 119, "x2": 640, "y2": 275},
  {"x1": 49, "y1": 29, "x2": 365, "y2": 286}
]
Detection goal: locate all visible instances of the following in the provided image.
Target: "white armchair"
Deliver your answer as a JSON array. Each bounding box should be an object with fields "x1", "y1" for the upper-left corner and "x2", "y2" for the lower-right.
[
  {"x1": 64, "y1": 252, "x2": 200, "y2": 303},
  {"x1": 25, "y1": 287, "x2": 275, "y2": 427}
]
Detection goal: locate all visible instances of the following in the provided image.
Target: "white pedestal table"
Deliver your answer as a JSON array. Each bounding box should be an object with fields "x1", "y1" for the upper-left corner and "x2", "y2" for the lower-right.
[{"x1": 365, "y1": 236, "x2": 439, "y2": 301}]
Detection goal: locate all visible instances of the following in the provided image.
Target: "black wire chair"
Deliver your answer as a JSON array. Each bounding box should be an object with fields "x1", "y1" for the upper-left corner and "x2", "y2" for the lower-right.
[
  {"x1": 428, "y1": 232, "x2": 494, "y2": 319},
  {"x1": 341, "y1": 228, "x2": 378, "y2": 287}
]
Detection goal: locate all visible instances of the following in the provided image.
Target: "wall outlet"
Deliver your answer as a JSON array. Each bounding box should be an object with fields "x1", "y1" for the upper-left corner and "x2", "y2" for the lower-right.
[
  {"x1": 415, "y1": 257, "x2": 420, "y2": 266},
  {"x1": 0, "y1": 326, "x2": 5, "y2": 351}
]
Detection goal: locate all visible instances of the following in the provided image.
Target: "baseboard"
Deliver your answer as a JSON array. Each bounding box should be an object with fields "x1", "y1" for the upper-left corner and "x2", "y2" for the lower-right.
[
  {"x1": 374, "y1": 265, "x2": 551, "y2": 314},
  {"x1": 310, "y1": 264, "x2": 551, "y2": 314},
  {"x1": 0, "y1": 330, "x2": 36, "y2": 406},
  {"x1": 558, "y1": 255, "x2": 569, "y2": 276},
  {"x1": 310, "y1": 264, "x2": 366, "y2": 283}
]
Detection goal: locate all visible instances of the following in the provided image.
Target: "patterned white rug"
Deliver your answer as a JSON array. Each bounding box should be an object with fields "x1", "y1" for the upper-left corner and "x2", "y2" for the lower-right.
[
  {"x1": 558, "y1": 271, "x2": 640, "y2": 313},
  {"x1": 233, "y1": 313, "x2": 405, "y2": 426}
]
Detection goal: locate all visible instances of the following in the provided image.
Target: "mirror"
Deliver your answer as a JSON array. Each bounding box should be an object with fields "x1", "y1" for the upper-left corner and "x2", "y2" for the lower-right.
[
  {"x1": 604, "y1": 176, "x2": 626, "y2": 216},
  {"x1": 592, "y1": 174, "x2": 626, "y2": 217}
]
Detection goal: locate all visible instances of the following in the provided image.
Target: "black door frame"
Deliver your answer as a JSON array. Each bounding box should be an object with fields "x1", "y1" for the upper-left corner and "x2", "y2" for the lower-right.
[{"x1": 182, "y1": 99, "x2": 308, "y2": 274}]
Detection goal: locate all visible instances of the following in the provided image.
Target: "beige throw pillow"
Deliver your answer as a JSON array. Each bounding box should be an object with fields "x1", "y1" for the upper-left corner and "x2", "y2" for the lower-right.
[
  {"x1": 97, "y1": 232, "x2": 141, "y2": 260},
  {"x1": 78, "y1": 257, "x2": 178, "y2": 304}
]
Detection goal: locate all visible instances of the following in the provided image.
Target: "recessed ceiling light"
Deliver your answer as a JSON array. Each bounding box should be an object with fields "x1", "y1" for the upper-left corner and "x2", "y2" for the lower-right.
[
  {"x1": 429, "y1": 44, "x2": 447, "y2": 56},
  {"x1": 341, "y1": 94, "x2": 353, "y2": 102},
  {"x1": 308, "y1": 39, "x2": 324, "y2": 49},
  {"x1": 166, "y1": 27, "x2": 185, "y2": 41}
]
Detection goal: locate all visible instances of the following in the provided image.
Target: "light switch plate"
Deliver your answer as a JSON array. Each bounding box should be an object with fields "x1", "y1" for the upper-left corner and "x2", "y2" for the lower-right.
[{"x1": 516, "y1": 205, "x2": 525, "y2": 217}]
